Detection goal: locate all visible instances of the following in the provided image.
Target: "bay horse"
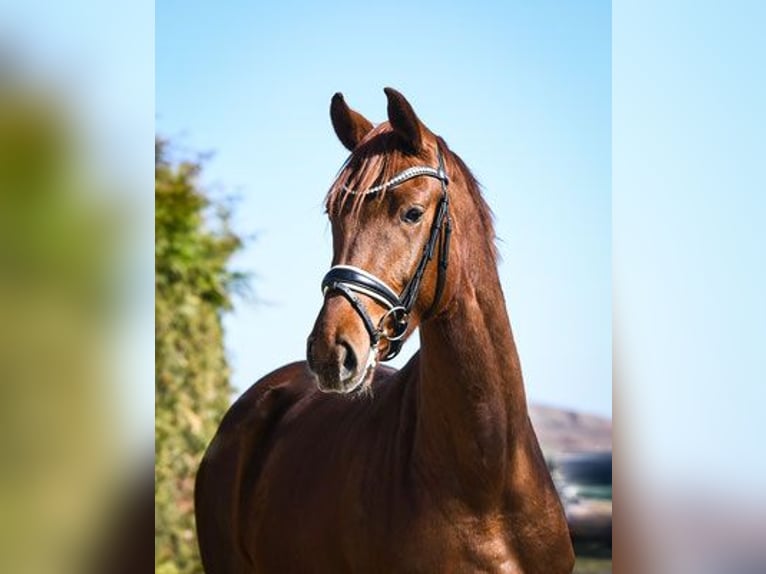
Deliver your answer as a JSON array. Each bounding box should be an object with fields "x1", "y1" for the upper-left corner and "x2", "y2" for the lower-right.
[{"x1": 195, "y1": 88, "x2": 574, "y2": 573}]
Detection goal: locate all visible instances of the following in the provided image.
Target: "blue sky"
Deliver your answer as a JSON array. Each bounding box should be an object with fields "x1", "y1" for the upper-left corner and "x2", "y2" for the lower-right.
[{"x1": 157, "y1": 0, "x2": 611, "y2": 417}]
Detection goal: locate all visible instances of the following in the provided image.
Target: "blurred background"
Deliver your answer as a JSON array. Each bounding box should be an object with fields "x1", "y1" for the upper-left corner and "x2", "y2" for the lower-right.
[{"x1": 0, "y1": 1, "x2": 153, "y2": 573}]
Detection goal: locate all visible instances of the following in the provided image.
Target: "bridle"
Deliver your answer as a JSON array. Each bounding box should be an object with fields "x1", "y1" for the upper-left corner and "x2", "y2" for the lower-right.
[{"x1": 321, "y1": 145, "x2": 452, "y2": 362}]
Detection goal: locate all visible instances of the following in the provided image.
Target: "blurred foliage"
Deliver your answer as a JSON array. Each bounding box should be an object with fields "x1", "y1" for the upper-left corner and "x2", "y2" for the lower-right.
[
  {"x1": 573, "y1": 557, "x2": 612, "y2": 574},
  {"x1": 0, "y1": 75, "x2": 124, "y2": 573},
  {"x1": 155, "y1": 139, "x2": 245, "y2": 574}
]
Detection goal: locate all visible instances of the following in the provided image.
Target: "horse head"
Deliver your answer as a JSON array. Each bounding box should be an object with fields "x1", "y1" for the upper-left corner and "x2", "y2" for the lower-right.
[{"x1": 306, "y1": 88, "x2": 464, "y2": 394}]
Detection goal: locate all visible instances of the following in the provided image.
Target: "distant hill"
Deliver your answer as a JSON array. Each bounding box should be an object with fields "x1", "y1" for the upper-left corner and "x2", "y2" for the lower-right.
[{"x1": 529, "y1": 405, "x2": 612, "y2": 454}]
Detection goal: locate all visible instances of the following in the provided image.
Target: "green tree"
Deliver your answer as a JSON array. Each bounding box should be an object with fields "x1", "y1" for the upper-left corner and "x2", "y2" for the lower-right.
[{"x1": 155, "y1": 139, "x2": 244, "y2": 574}]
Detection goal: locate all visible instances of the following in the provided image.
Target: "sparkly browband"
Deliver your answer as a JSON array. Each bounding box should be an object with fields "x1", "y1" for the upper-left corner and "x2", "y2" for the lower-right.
[{"x1": 342, "y1": 165, "x2": 446, "y2": 196}]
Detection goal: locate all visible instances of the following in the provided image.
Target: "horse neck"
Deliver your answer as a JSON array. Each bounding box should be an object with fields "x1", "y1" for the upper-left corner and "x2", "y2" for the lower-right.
[{"x1": 413, "y1": 199, "x2": 531, "y2": 503}]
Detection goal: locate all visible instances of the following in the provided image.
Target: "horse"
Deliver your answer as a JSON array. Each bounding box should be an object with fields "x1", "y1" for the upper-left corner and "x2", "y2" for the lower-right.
[{"x1": 194, "y1": 88, "x2": 575, "y2": 573}]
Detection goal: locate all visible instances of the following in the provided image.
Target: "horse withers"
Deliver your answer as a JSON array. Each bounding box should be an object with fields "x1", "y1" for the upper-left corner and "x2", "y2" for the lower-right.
[{"x1": 195, "y1": 88, "x2": 575, "y2": 573}]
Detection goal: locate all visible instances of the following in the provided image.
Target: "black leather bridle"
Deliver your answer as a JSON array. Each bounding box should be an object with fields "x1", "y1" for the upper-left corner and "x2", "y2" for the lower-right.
[{"x1": 321, "y1": 145, "x2": 452, "y2": 362}]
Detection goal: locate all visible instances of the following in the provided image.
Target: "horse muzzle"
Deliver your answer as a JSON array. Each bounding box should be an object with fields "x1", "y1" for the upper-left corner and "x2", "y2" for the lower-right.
[
  {"x1": 306, "y1": 296, "x2": 378, "y2": 394},
  {"x1": 306, "y1": 335, "x2": 363, "y2": 393}
]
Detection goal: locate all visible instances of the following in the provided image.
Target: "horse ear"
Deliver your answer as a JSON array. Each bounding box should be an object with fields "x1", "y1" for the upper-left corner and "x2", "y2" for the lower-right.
[
  {"x1": 330, "y1": 93, "x2": 374, "y2": 152},
  {"x1": 384, "y1": 87, "x2": 423, "y2": 154}
]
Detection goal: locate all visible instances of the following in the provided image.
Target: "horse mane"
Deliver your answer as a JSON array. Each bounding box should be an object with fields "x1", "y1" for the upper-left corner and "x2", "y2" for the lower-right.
[
  {"x1": 439, "y1": 136, "x2": 498, "y2": 265},
  {"x1": 326, "y1": 128, "x2": 497, "y2": 263}
]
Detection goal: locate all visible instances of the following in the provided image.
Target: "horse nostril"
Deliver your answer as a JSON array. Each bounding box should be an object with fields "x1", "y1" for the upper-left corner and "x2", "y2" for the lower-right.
[{"x1": 337, "y1": 339, "x2": 358, "y2": 380}]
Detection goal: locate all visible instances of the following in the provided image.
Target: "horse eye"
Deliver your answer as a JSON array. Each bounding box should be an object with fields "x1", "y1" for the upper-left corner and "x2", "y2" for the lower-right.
[{"x1": 402, "y1": 206, "x2": 425, "y2": 224}]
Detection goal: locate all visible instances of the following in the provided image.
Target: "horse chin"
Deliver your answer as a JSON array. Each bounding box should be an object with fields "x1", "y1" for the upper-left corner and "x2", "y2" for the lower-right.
[{"x1": 316, "y1": 378, "x2": 363, "y2": 395}]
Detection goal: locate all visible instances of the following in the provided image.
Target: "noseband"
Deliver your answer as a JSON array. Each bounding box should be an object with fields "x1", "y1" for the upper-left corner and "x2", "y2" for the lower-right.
[{"x1": 321, "y1": 146, "x2": 452, "y2": 362}]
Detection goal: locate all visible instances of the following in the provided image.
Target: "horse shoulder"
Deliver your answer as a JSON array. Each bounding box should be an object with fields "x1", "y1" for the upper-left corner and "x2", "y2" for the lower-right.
[{"x1": 194, "y1": 361, "x2": 313, "y2": 573}]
